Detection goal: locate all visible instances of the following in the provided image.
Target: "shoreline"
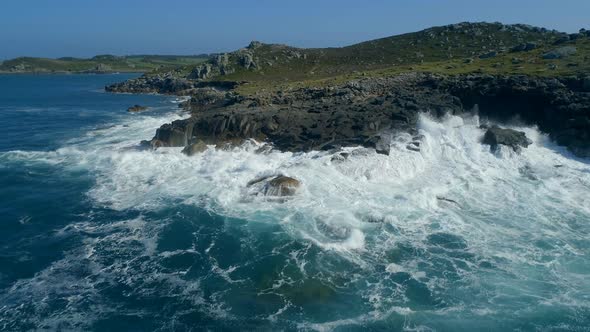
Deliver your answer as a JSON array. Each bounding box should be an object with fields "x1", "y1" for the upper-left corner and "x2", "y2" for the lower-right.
[{"x1": 106, "y1": 72, "x2": 590, "y2": 159}]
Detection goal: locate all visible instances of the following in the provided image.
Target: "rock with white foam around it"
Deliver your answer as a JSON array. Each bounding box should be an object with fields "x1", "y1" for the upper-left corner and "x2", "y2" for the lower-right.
[
  {"x1": 181, "y1": 141, "x2": 208, "y2": 156},
  {"x1": 482, "y1": 125, "x2": 532, "y2": 152},
  {"x1": 247, "y1": 175, "x2": 301, "y2": 197}
]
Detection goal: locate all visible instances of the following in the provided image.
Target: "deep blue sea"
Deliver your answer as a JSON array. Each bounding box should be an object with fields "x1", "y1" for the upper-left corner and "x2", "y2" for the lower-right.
[{"x1": 1, "y1": 74, "x2": 590, "y2": 331}]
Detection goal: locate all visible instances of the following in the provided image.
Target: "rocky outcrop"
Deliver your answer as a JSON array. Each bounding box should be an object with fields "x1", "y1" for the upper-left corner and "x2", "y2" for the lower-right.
[
  {"x1": 434, "y1": 74, "x2": 590, "y2": 157},
  {"x1": 106, "y1": 74, "x2": 196, "y2": 95},
  {"x1": 149, "y1": 74, "x2": 463, "y2": 152},
  {"x1": 127, "y1": 104, "x2": 148, "y2": 112},
  {"x1": 184, "y1": 88, "x2": 244, "y2": 112},
  {"x1": 181, "y1": 141, "x2": 208, "y2": 156},
  {"x1": 113, "y1": 73, "x2": 589, "y2": 158},
  {"x1": 247, "y1": 175, "x2": 301, "y2": 196},
  {"x1": 542, "y1": 46, "x2": 577, "y2": 59},
  {"x1": 510, "y1": 42, "x2": 537, "y2": 52},
  {"x1": 184, "y1": 42, "x2": 266, "y2": 80},
  {"x1": 482, "y1": 125, "x2": 532, "y2": 152}
]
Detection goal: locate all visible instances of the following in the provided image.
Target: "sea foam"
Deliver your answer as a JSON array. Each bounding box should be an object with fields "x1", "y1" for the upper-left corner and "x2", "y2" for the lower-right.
[{"x1": 3, "y1": 105, "x2": 590, "y2": 330}]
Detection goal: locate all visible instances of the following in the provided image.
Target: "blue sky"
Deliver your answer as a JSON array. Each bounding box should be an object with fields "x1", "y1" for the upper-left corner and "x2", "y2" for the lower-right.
[{"x1": 1, "y1": 0, "x2": 589, "y2": 59}]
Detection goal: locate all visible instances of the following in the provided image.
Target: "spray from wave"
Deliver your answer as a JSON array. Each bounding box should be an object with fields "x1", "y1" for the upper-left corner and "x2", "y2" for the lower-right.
[{"x1": 2, "y1": 104, "x2": 590, "y2": 330}]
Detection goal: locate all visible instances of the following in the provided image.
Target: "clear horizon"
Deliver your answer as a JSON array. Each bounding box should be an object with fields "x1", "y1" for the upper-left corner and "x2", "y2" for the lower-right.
[{"x1": 1, "y1": 0, "x2": 589, "y2": 60}]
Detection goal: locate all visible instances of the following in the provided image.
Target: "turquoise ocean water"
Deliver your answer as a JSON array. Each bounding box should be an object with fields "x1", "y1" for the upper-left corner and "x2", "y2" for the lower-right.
[{"x1": 1, "y1": 74, "x2": 589, "y2": 331}]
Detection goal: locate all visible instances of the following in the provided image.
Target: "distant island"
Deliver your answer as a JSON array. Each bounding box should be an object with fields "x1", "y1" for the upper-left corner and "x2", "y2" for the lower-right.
[{"x1": 0, "y1": 54, "x2": 209, "y2": 74}]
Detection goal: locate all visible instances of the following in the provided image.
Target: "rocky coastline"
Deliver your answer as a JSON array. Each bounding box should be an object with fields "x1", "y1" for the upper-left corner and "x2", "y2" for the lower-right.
[
  {"x1": 108, "y1": 72, "x2": 590, "y2": 158},
  {"x1": 105, "y1": 21, "x2": 590, "y2": 158}
]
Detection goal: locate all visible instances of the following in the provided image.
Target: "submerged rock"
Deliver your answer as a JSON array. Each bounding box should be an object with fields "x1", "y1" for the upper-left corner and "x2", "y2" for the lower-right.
[
  {"x1": 247, "y1": 175, "x2": 301, "y2": 197},
  {"x1": 330, "y1": 152, "x2": 350, "y2": 163},
  {"x1": 127, "y1": 104, "x2": 149, "y2": 112},
  {"x1": 482, "y1": 125, "x2": 532, "y2": 152},
  {"x1": 406, "y1": 142, "x2": 421, "y2": 152},
  {"x1": 375, "y1": 138, "x2": 391, "y2": 155},
  {"x1": 181, "y1": 141, "x2": 208, "y2": 156}
]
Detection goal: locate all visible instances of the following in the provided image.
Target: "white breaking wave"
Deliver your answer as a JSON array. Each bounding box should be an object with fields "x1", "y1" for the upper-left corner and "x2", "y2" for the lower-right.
[
  {"x1": 3, "y1": 104, "x2": 590, "y2": 329},
  {"x1": 4, "y1": 110, "x2": 590, "y2": 257}
]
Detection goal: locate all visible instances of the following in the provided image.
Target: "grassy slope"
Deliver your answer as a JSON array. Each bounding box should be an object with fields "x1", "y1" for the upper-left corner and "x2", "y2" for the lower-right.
[
  {"x1": 0, "y1": 55, "x2": 208, "y2": 73},
  {"x1": 183, "y1": 22, "x2": 588, "y2": 95}
]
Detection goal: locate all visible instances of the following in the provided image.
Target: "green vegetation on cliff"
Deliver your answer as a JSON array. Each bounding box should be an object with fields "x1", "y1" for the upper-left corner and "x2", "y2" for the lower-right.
[{"x1": 157, "y1": 22, "x2": 590, "y2": 95}]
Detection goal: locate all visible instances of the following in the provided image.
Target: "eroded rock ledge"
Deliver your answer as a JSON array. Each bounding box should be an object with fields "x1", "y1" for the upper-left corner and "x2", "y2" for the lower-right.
[{"x1": 109, "y1": 73, "x2": 590, "y2": 157}]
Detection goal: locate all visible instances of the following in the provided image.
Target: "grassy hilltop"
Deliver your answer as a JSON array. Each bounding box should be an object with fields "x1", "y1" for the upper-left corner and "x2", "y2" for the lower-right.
[
  {"x1": 0, "y1": 54, "x2": 209, "y2": 74},
  {"x1": 153, "y1": 22, "x2": 590, "y2": 95}
]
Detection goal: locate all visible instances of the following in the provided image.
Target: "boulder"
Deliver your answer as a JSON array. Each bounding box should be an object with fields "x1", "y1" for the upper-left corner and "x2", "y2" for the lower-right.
[
  {"x1": 482, "y1": 125, "x2": 532, "y2": 152},
  {"x1": 239, "y1": 52, "x2": 257, "y2": 69},
  {"x1": 181, "y1": 141, "x2": 208, "y2": 156},
  {"x1": 553, "y1": 35, "x2": 570, "y2": 45},
  {"x1": 375, "y1": 137, "x2": 391, "y2": 155},
  {"x1": 212, "y1": 53, "x2": 229, "y2": 67},
  {"x1": 188, "y1": 63, "x2": 213, "y2": 80},
  {"x1": 247, "y1": 41, "x2": 263, "y2": 49},
  {"x1": 247, "y1": 175, "x2": 301, "y2": 197},
  {"x1": 127, "y1": 104, "x2": 149, "y2": 112},
  {"x1": 479, "y1": 51, "x2": 497, "y2": 59},
  {"x1": 153, "y1": 121, "x2": 189, "y2": 147},
  {"x1": 510, "y1": 42, "x2": 537, "y2": 52},
  {"x1": 542, "y1": 46, "x2": 577, "y2": 59}
]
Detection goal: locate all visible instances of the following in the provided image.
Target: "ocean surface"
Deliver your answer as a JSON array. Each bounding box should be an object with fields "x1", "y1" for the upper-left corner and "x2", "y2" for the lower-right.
[{"x1": 1, "y1": 74, "x2": 589, "y2": 331}]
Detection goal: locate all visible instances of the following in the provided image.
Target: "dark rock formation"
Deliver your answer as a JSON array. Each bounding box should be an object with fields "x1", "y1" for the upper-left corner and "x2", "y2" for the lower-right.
[
  {"x1": 184, "y1": 88, "x2": 244, "y2": 112},
  {"x1": 106, "y1": 74, "x2": 196, "y2": 95},
  {"x1": 181, "y1": 141, "x2": 208, "y2": 156},
  {"x1": 127, "y1": 104, "x2": 148, "y2": 112},
  {"x1": 247, "y1": 175, "x2": 301, "y2": 196},
  {"x1": 149, "y1": 74, "x2": 463, "y2": 152},
  {"x1": 482, "y1": 126, "x2": 532, "y2": 152},
  {"x1": 110, "y1": 72, "x2": 590, "y2": 158},
  {"x1": 435, "y1": 74, "x2": 590, "y2": 158}
]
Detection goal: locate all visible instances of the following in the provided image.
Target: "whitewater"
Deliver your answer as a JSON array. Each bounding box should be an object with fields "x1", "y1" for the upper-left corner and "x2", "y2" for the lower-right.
[{"x1": 1, "y1": 75, "x2": 589, "y2": 331}]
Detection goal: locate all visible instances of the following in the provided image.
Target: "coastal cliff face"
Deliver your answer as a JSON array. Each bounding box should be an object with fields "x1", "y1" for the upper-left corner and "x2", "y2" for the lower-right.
[
  {"x1": 123, "y1": 73, "x2": 590, "y2": 157},
  {"x1": 148, "y1": 74, "x2": 462, "y2": 152},
  {"x1": 105, "y1": 22, "x2": 590, "y2": 157},
  {"x1": 436, "y1": 75, "x2": 590, "y2": 157}
]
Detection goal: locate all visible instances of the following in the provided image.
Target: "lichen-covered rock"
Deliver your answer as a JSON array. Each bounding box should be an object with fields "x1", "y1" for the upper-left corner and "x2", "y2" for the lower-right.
[
  {"x1": 542, "y1": 46, "x2": 577, "y2": 59},
  {"x1": 188, "y1": 63, "x2": 213, "y2": 80},
  {"x1": 239, "y1": 52, "x2": 257, "y2": 69}
]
